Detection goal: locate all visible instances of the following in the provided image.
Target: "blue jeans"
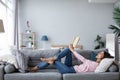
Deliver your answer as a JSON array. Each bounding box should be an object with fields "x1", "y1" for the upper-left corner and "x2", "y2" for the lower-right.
[{"x1": 37, "y1": 48, "x2": 76, "y2": 74}]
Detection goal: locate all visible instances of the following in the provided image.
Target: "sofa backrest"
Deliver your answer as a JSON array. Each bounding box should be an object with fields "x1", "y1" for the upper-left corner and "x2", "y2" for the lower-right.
[
  {"x1": 20, "y1": 48, "x2": 108, "y2": 67},
  {"x1": 20, "y1": 49, "x2": 61, "y2": 68},
  {"x1": 60, "y1": 50, "x2": 94, "y2": 66},
  {"x1": 72, "y1": 50, "x2": 92, "y2": 65},
  {"x1": 70, "y1": 49, "x2": 108, "y2": 66}
]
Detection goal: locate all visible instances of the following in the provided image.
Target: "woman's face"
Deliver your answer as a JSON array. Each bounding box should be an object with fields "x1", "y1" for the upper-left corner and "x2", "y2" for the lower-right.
[{"x1": 96, "y1": 51, "x2": 104, "y2": 59}]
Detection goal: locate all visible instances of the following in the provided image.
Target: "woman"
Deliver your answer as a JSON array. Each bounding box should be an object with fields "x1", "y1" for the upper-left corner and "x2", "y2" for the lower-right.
[{"x1": 29, "y1": 44, "x2": 114, "y2": 74}]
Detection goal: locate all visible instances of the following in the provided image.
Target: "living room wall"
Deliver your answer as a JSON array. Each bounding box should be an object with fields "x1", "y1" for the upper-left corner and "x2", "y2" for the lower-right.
[{"x1": 18, "y1": 0, "x2": 114, "y2": 50}]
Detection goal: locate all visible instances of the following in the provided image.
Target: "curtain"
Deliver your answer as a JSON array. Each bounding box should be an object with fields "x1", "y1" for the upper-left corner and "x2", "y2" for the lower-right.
[
  {"x1": 14, "y1": 0, "x2": 19, "y2": 49},
  {"x1": 0, "y1": 0, "x2": 16, "y2": 49}
]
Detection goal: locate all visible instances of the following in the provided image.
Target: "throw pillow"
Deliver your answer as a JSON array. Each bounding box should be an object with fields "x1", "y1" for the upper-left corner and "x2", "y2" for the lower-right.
[
  {"x1": 15, "y1": 50, "x2": 29, "y2": 73},
  {"x1": 4, "y1": 63, "x2": 16, "y2": 73},
  {"x1": 90, "y1": 51, "x2": 97, "y2": 61},
  {"x1": 95, "y1": 58, "x2": 114, "y2": 73},
  {"x1": 0, "y1": 53, "x2": 18, "y2": 69}
]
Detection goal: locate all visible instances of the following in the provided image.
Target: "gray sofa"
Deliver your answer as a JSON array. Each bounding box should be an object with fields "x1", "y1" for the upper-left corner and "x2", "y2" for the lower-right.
[{"x1": 0, "y1": 49, "x2": 119, "y2": 80}]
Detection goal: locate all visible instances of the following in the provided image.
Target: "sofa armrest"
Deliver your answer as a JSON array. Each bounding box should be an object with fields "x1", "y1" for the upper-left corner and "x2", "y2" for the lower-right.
[{"x1": 0, "y1": 65, "x2": 4, "y2": 80}]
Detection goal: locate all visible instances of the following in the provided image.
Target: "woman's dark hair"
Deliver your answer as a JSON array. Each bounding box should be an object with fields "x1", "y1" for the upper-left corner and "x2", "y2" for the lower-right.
[{"x1": 103, "y1": 51, "x2": 114, "y2": 58}]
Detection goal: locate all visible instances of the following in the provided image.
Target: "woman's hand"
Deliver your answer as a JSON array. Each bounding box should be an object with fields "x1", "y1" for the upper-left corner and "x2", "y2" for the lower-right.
[{"x1": 69, "y1": 44, "x2": 74, "y2": 52}]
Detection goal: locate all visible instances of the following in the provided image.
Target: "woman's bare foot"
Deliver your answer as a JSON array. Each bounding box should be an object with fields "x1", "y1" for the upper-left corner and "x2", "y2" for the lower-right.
[
  {"x1": 40, "y1": 57, "x2": 55, "y2": 64},
  {"x1": 28, "y1": 66, "x2": 38, "y2": 72}
]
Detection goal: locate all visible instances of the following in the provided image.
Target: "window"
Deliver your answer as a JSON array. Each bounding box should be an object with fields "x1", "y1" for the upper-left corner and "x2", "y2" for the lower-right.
[{"x1": 0, "y1": 0, "x2": 15, "y2": 49}]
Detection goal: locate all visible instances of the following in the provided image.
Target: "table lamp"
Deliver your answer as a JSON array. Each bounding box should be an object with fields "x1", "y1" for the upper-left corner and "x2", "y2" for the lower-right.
[
  {"x1": 0, "y1": 19, "x2": 4, "y2": 32},
  {"x1": 41, "y1": 35, "x2": 48, "y2": 41},
  {"x1": 41, "y1": 35, "x2": 48, "y2": 49}
]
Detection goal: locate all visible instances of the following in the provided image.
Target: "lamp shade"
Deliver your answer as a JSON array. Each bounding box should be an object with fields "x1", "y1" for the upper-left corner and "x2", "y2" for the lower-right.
[
  {"x1": 41, "y1": 35, "x2": 48, "y2": 41},
  {"x1": 0, "y1": 19, "x2": 4, "y2": 32}
]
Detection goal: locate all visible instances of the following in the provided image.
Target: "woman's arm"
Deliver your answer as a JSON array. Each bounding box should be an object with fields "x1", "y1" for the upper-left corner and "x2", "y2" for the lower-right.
[
  {"x1": 72, "y1": 51, "x2": 87, "y2": 62},
  {"x1": 69, "y1": 44, "x2": 87, "y2": 62}
]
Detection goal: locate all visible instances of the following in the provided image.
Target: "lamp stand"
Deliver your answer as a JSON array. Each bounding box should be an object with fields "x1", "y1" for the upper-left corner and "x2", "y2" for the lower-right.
[{"x1": 42, "y1": 41, "x2": 47, "y2": 49}]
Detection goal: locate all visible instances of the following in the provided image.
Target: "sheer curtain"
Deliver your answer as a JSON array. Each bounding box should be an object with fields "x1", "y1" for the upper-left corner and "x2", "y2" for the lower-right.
[
  {"x1": 0, "y1": 0, "x2": 18, "y2": 50},
  {"x1": 14, "y1": 0, "x2": 19, "y2": 49}
]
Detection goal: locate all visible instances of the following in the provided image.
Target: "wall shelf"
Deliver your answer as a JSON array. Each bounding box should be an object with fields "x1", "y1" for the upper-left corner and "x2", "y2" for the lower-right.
[{"x1": 20, "y1": 32, "x2": 36, "y2": 50}]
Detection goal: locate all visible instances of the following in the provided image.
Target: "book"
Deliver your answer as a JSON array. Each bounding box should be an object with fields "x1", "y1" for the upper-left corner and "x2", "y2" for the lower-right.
[{"x1": 71, "y1": 36, "x2": 80, "y2": 48}]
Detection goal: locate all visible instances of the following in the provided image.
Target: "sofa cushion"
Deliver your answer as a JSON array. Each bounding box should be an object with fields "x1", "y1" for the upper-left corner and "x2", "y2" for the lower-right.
[
  {"x1": 93, "y1": 48, "x2": 108, "y2": 54},
  {"x1": 0, "y1": 65, "x2": 4, "y2": 80},
  {"x1": 61, "y1": 49, "x2": 109, "y2": 66},
  {"x1": 11, "y1": 49, "x2": 30, "y2": 73},
  {"x1": 15, "y1": 50, "x2": 29, "y2": 73},
  {"x1": 4, "y1": 71, "x2": 62, "y2": 80},
  {"x1": 90, "y1": 51, "x2": 97, "y2": 61},
  {"x1": 4, "y1": 63, "x2": 16, "y2": 73},
  {"x1": 72, "y1": 50, "x2": 92, "y2": 65},
  {"x1": 61, "y1": 50, "x2": 92, "y2": 65},
  {"x1": 107, "y1": 62, "x2": 119, "y2": 72},
  {"x1": 63, "y1": 72, "x2": 119, "y2": 80}
]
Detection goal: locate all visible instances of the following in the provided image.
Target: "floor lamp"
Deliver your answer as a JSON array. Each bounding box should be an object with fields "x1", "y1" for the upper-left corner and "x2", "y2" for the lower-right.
[
  {"x1": 0, "y1": 19, "x2": 5, "y2": 33},
  {"x1": 0, "y1": 19, "x2": 5, "y2": 50}
]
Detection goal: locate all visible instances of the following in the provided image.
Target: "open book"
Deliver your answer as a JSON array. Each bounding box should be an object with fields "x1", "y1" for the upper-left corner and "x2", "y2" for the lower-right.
[{"x1": 71, "y1": 36, "x2": 80, "y2": 48}]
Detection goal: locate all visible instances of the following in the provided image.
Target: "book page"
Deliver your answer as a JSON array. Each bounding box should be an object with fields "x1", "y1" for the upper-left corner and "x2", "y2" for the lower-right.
[{"x1": 72, "y1": 36, "x2": 80, "y2": 48}]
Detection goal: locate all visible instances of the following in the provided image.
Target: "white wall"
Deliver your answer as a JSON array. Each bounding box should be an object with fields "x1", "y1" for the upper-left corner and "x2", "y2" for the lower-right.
[{"x1": 19, "y1": 0, "x2": 114, "y2": 50}]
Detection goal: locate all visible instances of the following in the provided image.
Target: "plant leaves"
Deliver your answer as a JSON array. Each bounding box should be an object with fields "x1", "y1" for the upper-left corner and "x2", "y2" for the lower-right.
[
  {"x1": 94, "y1": 35, "x2": 105, "y2": 50},
  {"x1": 99, "y1": 41, "x2": 105, "y2": 47},
  {"x1": 94, "y1": 45, "x2": 100, "y2": 49},
  {"x1": 113, "y1": 7, "x2": 120, "y2": 27},
  {"x1": 94, "y1": 35, "x2": 101, "y2": 42},
  {"x1": 109, "y1": 25, "x2": 120, "y2": 37}
]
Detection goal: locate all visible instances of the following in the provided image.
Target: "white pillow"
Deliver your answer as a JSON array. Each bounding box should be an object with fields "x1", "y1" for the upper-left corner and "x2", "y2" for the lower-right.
[
  {"x1": 0, "y1": 53, "x2": 18, "y2": 69},
  {"x1": 95, "y1": 58, "x2": 114, "y2": 73}
]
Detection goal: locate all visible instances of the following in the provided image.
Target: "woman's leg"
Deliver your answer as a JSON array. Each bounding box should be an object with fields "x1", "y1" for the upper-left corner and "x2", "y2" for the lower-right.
[
  {"x1": 40, "y1": 48, "x2": 73, "y2": 66},
  {"x1": 56, "y1": 48, "x2": 72, "y2": 59},
  {"x1": 54, "y1": 61, "x2": 76, "y2": 74},
  {"x1": 64, "y1": 49, "x2": 72, "y2": 66},
  {"x1": 29, "y1": 62, "x2": 49, "y2": 72},
  {"x1": 37, "y1": 62, "x2": 49, "y2": 69},
  {"x1": 56, "y1": 48, "x2": 72, "y2": 66},
  {"x1": 38, "y1": 48, "x2": 72, "y2": 69}
]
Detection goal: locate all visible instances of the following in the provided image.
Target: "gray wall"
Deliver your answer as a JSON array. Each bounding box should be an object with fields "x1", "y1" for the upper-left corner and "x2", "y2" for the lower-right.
[{"x1": 19, "y1": 0, "x2": 114, "y2": 49}]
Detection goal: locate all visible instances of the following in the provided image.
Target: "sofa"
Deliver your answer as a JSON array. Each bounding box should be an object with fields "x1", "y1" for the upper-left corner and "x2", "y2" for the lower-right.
[{"x1": 0, "y1": 49, "x2": 119, "y2": 80}]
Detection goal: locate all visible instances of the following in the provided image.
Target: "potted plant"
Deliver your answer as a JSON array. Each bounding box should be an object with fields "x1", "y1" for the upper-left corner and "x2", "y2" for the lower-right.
[
  {"x1": 109, "y1": 6, "x2": 120, "y2": 39},
  {"x1": 94, "y1": 35, "x2": 105, "y2": 50}
]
